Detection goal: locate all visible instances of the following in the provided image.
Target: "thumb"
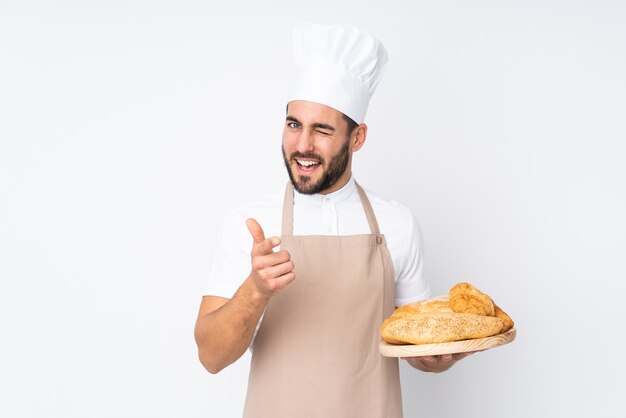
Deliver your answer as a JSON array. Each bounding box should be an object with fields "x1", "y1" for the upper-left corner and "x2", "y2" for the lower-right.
[{"x1": 246, "y1": 218, "x2": 266, "y2": 245}]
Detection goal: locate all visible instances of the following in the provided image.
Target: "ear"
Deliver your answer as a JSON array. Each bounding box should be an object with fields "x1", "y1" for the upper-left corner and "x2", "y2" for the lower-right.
[{"x1": 351, "y1": 123, "x2": 368, "y2": 152}]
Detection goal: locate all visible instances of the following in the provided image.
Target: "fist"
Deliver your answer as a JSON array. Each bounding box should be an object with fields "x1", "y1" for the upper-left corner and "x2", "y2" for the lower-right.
[{"x1": 246, "y1": 218, "x2": 295, "y2": 297}]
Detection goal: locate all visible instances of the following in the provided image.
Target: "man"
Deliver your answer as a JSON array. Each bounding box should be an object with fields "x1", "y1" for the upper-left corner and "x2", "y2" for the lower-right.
[{"x1": 195, "y1": 23, "x2": 470, "y2": 417}]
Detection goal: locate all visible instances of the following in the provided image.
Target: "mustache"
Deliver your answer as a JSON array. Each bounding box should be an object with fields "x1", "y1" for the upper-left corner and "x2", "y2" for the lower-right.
[{"x1": 289, "y1": 151, "x2": 325, "y2": 164}]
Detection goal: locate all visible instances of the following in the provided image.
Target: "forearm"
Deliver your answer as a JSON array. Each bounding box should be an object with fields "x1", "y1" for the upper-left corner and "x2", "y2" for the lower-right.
[
  {"x1": 195, "y1": 277, "x2": 269, "y2": 374},
  {"x1": 196, "y1": 218, "x2": 295, "y2": 374}
]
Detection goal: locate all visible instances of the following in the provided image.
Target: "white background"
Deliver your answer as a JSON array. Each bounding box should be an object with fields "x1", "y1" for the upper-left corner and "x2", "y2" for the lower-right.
[{"x1": 1, "y1": 1, "x2": 625, "y2": 417}]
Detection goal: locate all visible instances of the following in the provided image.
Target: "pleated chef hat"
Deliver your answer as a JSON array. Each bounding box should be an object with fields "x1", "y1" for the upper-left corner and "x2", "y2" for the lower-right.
[{"x1": 287, "y1": 22, "x2": 388, "y2": 124}]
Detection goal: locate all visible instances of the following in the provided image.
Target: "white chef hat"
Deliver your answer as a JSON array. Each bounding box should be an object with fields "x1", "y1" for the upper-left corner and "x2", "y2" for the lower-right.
[{"x1": 287, "y1": 22, "x2": 388, "y2": 124}]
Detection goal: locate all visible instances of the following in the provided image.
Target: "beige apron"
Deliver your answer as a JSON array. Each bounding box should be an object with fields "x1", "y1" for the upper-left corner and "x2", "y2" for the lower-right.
[{"x1": 242, "y1": 182, "x2": 402, "y2": 418}]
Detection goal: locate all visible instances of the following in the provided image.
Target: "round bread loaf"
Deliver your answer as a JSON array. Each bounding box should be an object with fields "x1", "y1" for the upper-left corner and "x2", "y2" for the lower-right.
[{"x1": 449, "y1": 282, "x2": 495, "y2": 316}]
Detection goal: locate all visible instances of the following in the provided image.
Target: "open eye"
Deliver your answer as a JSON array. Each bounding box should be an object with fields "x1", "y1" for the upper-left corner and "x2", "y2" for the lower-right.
[{"x1": 287, "y1": 121, "x2": 301, "y2": 129}]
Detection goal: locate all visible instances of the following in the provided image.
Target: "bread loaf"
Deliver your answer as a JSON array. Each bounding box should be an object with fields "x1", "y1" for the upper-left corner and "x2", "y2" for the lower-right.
[
  {"x1": 449, "y1": 282, "x2": 495, "y2": 316},
  {"x1": 381, "y1": 312, "x2": 504, "y2": 345},
  {"x1": 381, "y1": 282, "x2": 514, "y2": 345},
  {"x1": 494, "y1": 303, "x2": 514, "y2": 333},
  {"x1": 380, "y1": 300, "x2": 453, "y2": 344}
]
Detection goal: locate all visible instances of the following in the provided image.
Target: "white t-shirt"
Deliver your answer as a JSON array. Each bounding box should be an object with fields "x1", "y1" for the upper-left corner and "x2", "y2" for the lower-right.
[{"x1": 203, "y1": 176, "x2": 430, "y2": 307}]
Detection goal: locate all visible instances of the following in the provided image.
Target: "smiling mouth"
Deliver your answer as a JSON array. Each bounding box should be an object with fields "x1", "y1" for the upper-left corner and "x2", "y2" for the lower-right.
[
  {"x1": 294, "y1": 158, "x2": 322, "y2": 177},
  {"x1": 296, "y1": 158, "x2": 320, "y2": 167}
]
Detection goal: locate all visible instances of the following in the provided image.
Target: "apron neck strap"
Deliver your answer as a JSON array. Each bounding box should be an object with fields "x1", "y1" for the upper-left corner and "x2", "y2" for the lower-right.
[
  {"x1": 281, "y1": 181, "x2": 381, "y2": 236},
  {"x1": 355, "y1": 182, "x2": 381, "y2": 236}
]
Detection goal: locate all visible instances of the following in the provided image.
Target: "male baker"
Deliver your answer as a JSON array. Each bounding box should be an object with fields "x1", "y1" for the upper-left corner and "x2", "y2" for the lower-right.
[{"x1": 195, "y1": 23, "x2": 469, "y2": 417}]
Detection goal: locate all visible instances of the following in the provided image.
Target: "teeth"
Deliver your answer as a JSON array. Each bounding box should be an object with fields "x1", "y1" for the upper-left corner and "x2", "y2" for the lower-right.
[{"x1": 297, "y1": 159, "x2": 319, "y2": 167}]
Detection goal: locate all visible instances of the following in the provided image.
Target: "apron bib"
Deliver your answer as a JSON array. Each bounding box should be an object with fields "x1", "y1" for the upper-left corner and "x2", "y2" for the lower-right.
[{"x1": 243, "y1": 182, "x2": 402, "y2": 418}]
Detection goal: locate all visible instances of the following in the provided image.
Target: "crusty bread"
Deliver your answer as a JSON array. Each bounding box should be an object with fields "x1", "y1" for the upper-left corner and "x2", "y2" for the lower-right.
[
  {"x1": 381, "y1": 282, "x2": 514, "y2": 345},
  {"x1": 381, "y1": 300, "x2": 454, "y2": 344},
  {"x1": 494, "y1": 303, "x2": 514, "y2": 333},
  {"x1": 449, "y1": 282, "x2": 495, "y2": 316},
  {"x1": 393, "y1": 300, "x2": 452, "y2": 316},
  {"x1": 381, "y1": 312, "x2": 504, "y2": 345}
]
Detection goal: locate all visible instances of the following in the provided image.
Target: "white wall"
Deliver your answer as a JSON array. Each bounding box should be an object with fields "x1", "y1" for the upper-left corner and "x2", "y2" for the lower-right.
[{"x1": 1, "y1": 1, "x2": 624, "y2": 417}]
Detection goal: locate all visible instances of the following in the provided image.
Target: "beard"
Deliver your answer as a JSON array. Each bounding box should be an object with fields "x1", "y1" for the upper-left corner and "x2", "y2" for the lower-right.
[{"x1": 282, "y1": 138, "x2": 351, "y2": 195}]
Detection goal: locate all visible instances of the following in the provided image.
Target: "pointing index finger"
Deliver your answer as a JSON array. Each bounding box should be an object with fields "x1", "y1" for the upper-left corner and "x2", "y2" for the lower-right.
[{"x1": 246, "y1": 218, "x2": 266, "y2": 244}]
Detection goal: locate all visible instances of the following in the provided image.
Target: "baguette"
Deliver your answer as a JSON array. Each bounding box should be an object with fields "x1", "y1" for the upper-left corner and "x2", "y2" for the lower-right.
[{"x1": 381, "y1": 312, "x2": 504, "y2": 345}]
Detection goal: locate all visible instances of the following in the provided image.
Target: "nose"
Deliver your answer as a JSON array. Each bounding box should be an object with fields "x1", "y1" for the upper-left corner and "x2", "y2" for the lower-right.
[{"x1": 294, "y1": 128, "x2": 315, "y2": 153}]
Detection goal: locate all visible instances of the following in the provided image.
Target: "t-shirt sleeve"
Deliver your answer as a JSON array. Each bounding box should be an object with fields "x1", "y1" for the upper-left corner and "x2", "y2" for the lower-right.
[
  {"x1": 203, "y1": 209, "x2": 251, "y2": 299},
  {"x1": 394, "y1": 213, "x2": 430, "y2": 307}
]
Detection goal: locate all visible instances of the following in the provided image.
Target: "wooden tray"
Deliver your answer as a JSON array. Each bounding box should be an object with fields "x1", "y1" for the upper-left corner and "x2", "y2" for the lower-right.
[{"x1": 379, "y1": 327, "x2": 516, "y2": 357}]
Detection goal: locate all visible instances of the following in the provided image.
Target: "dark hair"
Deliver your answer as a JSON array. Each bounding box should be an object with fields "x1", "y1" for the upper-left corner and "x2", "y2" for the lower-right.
[{"x1": 342, "y1": 113, "x2": 359, "y2": 136}]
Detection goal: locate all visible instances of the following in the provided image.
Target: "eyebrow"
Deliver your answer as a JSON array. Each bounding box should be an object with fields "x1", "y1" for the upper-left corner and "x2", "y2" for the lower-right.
[{"x1": 286, "y1": 116, "x2": 336, "y2": 132}]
